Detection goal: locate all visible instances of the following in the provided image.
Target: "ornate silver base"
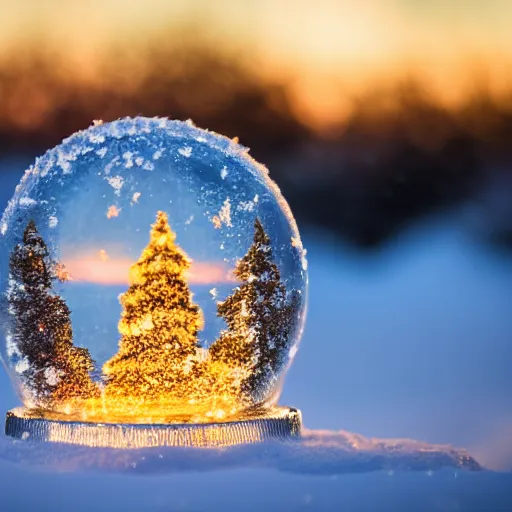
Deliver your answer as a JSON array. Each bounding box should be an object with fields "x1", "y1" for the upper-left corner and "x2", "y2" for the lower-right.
[{"x1": 5, "y1": 406, "x2": 302, "y2": 449}]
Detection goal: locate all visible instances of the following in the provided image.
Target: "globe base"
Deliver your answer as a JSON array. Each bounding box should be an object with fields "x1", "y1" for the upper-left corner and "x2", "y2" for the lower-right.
[{"x1": 4, "y1": 406, "x2": 302, "y2": 448}]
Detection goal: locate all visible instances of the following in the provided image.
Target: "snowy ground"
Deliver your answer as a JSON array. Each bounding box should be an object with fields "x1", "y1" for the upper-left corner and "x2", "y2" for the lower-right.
[
  {"x1": 2, "y1": 462, "x2": 511, "y2": 512},
  {"x1": 0, "y1": 427, "x2": 479, "y2": 474},
  {"x1": 1, "y1": 161, "x2": 512, "y2": 510}
]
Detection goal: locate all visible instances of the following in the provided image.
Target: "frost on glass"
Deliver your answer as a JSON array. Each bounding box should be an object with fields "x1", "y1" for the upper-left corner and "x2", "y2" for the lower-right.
[{"x1": 0, "y1": 117, "x2": 307, "y2": 424}]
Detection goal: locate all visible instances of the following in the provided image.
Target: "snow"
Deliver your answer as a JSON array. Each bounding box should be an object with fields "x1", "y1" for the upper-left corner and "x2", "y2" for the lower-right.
[
  {"x1": 56, "y1": 146, "x2": 92, "y2": 175},
  {"x1": 123, "y1": 151, "x2": 134, "y2": 168},
  {"x1": 57, "y1": 151, "x2": 72, "y2": 174},
  {"x1": 18, "y1": 196, "x2": 37, "y2": 207},
  {"x1": 44, "y1": 367, "x2": 61, "y2": 386},
  {"x1": 0, "y1": 458, "x2": 508, "y2": 512},
  {"x1": 237, "y1": 199, "x2": 256, "y2": 212},
  {"x1": 212, "y1": 198, "x2": 232, "y2": 229},
  {"x1": 178, "y1": 146, "x2": 193, "y2": 158},
  {"x1": 5, "y1": 335, "x2": 20, "y2": 358},
  {"x1": 48, "y1": 216, "x2": 58, "y2": 228},
  {"x1": 88, "y1": 133, "x2": 106, "y2": 144},
  {"x1": 14, "y1": 358, "x2": 29, "y2": 374},
  {"x1": 105, "y1": 175, "x2": 124, "y2": 196},
  {"x1": 96, "y1": 147, "x2": 108, "y2": 158},
  {"x1": 220, "y1": 166, "x2": 228, "y2": 179},
  {"x1": 131, "y1": 192, "x2": 141, "y2": 204},
  {"x1": 103, "y1": 156, "x2": 119, "y2": 176}
]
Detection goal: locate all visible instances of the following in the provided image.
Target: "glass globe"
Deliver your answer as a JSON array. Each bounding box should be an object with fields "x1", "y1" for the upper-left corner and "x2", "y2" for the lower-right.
[{"x1": 0, "y1": 117, "x2": 307, "y2": 425}]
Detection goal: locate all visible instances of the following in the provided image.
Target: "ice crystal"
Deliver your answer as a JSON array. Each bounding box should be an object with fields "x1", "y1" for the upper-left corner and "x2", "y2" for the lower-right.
[
  {"x1": 18, "y1": 197, "x2": 37, "y2": 207},
  {"x1": 123, "y1": 151, "x2": 134, "y2": 168},
  {"x1": 237, "y1": 200, "x2": 256, "y2": 212},
  {"x1": 178, "y1": 146, "x2": 193, "y2": 158},
  {"x1": 212, "y1": 198, "x2": 232, "y2": 229},
  {"x1": 88, "y1": 133, "x2": 106, "y2": 144},
  {"x1": 106, "y1": 176, "x2": 124, "y2": 196},
  {"x1": 15, "y1": 358, "x2": 29, "y2": 374}
]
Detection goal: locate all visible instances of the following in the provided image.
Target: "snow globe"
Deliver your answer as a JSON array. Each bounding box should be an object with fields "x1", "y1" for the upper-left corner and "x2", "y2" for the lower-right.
[{"x1": 0, "y1": 117, "x2": 307, "y2": 448}]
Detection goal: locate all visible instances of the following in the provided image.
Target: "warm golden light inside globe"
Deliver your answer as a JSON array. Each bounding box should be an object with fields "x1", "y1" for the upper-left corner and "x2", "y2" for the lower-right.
[{"x1": 17, "y1": 211, "x2": 294, "y2": 427}]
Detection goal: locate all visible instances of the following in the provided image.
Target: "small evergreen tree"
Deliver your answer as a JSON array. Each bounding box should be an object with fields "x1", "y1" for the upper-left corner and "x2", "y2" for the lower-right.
[
  {"x1": 210, "y1": 218, "x2": 298, "y2": 402},
  {"x1": 7, "y1": 220, "x2": 98, "y2": 408},
  {"x1": 103, "y1": 211, "x2": 203, "y2": 402}
]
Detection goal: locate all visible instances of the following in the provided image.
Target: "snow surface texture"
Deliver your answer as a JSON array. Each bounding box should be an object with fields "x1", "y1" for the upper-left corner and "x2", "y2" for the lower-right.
[{"x1": 0, "y1": 428, "x2": 479, "y2": 474}]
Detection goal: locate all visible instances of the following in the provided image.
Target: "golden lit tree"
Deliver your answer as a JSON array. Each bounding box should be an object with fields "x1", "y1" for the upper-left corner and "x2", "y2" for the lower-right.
[
  {"x1": 103, "y1": 211, "x2": 203, "y2": 404},
  {"x1": 7, "y1": 221, "x2": 99, "y2": 409},
  {"x1": 209, "y1": 218, "x2": 298, "y2": 404}
]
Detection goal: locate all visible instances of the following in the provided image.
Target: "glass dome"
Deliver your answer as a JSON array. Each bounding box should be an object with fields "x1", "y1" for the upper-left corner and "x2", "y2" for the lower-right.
[{"x1": 0, "y1": 117, "x2": 307, "y2": 424}]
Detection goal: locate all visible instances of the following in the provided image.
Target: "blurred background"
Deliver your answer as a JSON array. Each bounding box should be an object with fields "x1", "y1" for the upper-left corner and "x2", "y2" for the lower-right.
[{"x1": 0, "y1": 0, "x2": 511, "y2": 470}]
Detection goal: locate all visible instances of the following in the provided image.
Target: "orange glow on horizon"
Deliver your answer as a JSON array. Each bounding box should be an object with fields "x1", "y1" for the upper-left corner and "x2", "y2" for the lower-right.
[
  {"x1": 63, "y1": 256, "x2": 234, "y2": 285},
  {"x1": 0, "y1": 1, "x2": 511, "y2": 132}
]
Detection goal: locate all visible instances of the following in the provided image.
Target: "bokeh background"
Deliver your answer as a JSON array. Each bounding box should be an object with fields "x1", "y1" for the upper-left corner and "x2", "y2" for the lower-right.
[{"x1": 1, "y1": 0, "x2": 511, "y2": 471}]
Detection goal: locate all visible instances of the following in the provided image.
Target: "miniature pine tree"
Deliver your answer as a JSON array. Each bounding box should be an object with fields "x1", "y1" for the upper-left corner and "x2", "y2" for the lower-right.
[
  {"x1": 103, "y1": 211, "x2": 203, "y2": 403},
  {"x1": 210, "y1": 218, "x2": 298, "y2": 402},
  {"x1": 7, "y1": 221, "x2": 99, "y2": 408}
]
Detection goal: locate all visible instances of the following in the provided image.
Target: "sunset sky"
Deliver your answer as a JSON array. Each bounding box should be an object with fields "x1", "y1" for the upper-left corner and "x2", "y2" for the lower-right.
[
  {"x1": 63, "y1": 248, "x2": 235, "y2": 285},
  {"x1": 62, "y1": 253, "x2": 234, "y2": 286},
  {"x1": 1, "y1": 1, "x2": 512, "y2": 127}
]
